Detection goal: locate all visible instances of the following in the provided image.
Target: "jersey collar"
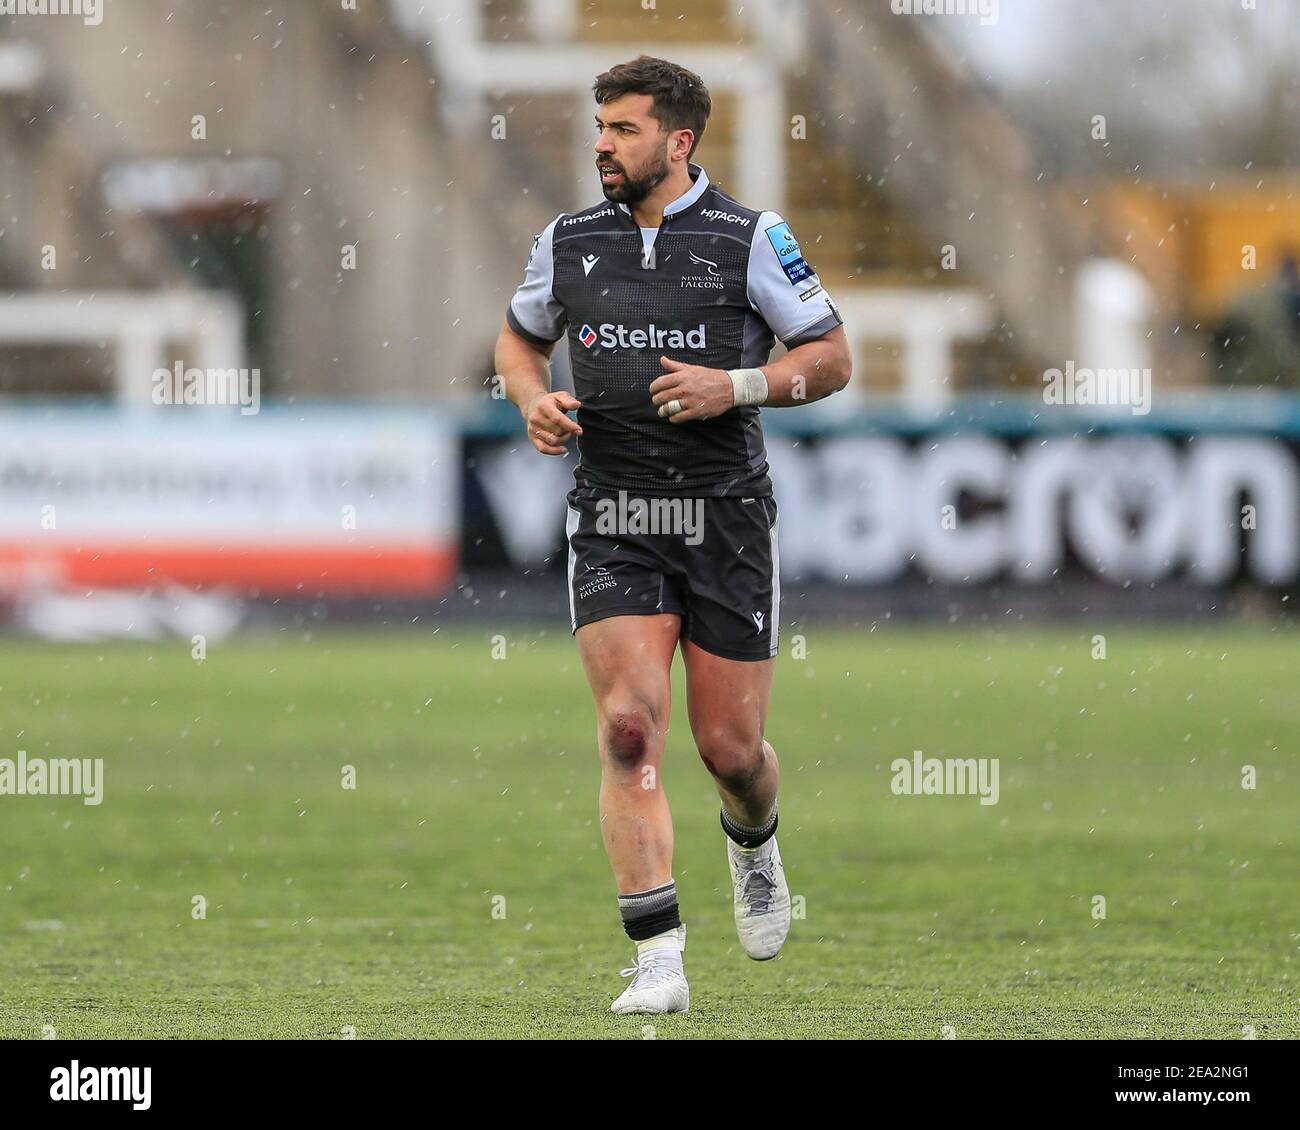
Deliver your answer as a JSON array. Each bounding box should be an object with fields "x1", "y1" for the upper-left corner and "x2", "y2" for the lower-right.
[{"x1": 616, "y1": 163, "x2": 710, "y2": 221}]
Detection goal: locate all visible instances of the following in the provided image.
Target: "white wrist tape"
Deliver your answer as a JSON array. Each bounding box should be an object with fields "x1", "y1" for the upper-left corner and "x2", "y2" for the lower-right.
[{"x1": 728, "y1": 368, "x2": 769, "y2": 407}]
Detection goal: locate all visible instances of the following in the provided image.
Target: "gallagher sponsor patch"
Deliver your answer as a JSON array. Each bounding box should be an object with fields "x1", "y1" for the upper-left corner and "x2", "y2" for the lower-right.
[{"x1": 765, "y1": 221, "x2": 812, "y2": 285}]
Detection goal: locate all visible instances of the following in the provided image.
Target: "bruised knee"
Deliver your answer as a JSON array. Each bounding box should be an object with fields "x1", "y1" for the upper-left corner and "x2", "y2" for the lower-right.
[{"x1": 599, "y1": 699, "x2": 663, "y2": 771}]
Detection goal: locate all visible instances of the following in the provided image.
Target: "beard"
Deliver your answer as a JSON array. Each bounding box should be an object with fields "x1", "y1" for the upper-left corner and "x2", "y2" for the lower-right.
[{"x1": 597, "y1": 149, "x2": 670, "y2": 206}]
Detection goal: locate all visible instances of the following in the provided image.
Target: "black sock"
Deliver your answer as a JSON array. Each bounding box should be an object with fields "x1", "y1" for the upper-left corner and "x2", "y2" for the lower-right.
[
  {"x1": 721, "y1": 803, "x2": 778, "y2": 849},
  {"x1": 617, "y1": 880, "x2": 682, "y2": 941}
]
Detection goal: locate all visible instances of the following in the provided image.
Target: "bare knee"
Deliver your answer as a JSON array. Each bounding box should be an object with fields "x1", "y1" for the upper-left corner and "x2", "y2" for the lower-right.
[
  {"x1": 696, "y1": 732, "x2": 765, "y2": 793},
  {"x1": 599, "y1": 698, "x2": 663, "y2": 772}
]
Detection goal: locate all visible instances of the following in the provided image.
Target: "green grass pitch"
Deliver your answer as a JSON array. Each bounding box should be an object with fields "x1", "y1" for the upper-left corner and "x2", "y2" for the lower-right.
[{"x1": 0, "y1": 625, "x2": 1294, "y2": 1039}]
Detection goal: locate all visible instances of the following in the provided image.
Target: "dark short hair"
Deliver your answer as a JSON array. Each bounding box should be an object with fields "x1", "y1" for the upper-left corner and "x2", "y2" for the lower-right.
[{"x1": 593, "y1": 55, "x2": 711, "y2": 160}]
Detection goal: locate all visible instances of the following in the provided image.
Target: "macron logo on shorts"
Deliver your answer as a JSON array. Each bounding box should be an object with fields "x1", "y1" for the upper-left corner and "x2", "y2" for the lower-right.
[{"x1": 579, "y1": 324, "x2": 598, "y2": 348}]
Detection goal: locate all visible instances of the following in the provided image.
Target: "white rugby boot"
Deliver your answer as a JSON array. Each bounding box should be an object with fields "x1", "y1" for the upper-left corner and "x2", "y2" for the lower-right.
[
  {"x1": 610, "y1": 925, "x2": 689, "y2": 1015},
  {"x1": 728, "y1": 835, "x2": 791, "y2": 960}
]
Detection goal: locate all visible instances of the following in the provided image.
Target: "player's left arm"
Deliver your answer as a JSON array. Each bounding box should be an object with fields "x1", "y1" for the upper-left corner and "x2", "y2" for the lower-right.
[
  {"x1": 649, "y1": 211, "x2": 851, "y2": 423},
  {"x1": 649, "y1": 327, "x2": 849, "y2": 422},
  {"x1": 742, "y1": 324, "x2": 851, "y2": 406}
]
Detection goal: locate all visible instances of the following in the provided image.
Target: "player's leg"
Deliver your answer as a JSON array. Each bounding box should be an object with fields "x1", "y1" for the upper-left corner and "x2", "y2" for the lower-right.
[
  {"x1": 680, "y1": 642, "x2": 779, "y2": 833},
  {"x1": 576, "y1": 611, "x2": 679, "y2": 893},
  {"x1": 682, "y1": 641, "x2": 791, "y2": 960},
  {"x1": 576, "y1": 611, "x2": 690, "y2": 1014},
  {"x1": 679, "y1": 492, "x2": 781, "y2": 832},
  {"x1": 678, "y1": 493, "x2": 791, "y2": 959}
]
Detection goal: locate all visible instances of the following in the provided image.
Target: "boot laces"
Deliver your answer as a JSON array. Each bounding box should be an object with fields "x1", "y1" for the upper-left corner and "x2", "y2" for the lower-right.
[
  {"x1": 733, "y1": 844, "x2": 778, "y2": 914},
  {"x1": 618, "y1": 952, "x2": 680, "y2": 992}
]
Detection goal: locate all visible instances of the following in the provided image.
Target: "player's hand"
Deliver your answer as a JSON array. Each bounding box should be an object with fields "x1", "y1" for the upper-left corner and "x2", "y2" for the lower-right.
[
  {"x1": 649, "y1": 357, "x2": 733, "y2": 424},
  {"x1": 523, "y1": 391, "x2": 583, "y2": 455}
]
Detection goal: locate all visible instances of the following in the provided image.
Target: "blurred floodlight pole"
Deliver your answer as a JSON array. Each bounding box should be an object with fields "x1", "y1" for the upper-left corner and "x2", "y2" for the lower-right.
[{"x1": 1074, "y1": 259, "x2": 1154, "y2": 384}]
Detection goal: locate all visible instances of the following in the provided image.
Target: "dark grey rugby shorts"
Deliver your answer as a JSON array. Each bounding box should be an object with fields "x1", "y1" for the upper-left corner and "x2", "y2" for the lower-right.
[{"x1": 564, "y1": 485, "x2": 780, "y2": 662}]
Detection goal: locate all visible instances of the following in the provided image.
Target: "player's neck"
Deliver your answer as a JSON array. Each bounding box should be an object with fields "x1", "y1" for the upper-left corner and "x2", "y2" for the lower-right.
[{"x1": 628, "y1": 164, "x2": 695, "y2": 229}]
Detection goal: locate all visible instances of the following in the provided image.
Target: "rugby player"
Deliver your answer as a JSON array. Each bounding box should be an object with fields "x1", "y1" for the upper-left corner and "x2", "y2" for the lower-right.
[{"x1": 494, "y1": 55, "x2": 851, "y2": 1015}]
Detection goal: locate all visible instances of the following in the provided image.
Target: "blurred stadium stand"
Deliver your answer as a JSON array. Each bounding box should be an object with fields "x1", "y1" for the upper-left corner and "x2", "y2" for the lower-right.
[
  {"x1": 0, "y1": 0, "x2": 550, "y2": 400},
  {"x1": 0, "y1": 0, "x2": 1297, "y2": 634},
  {"x1": 2, "y1": 0, "x2": 1295, "y2": 399}
]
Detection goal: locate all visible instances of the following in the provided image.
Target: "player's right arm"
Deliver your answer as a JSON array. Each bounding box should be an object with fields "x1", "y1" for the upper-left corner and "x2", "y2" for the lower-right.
[
  {"x1": 495, "y1": 320, "x2": 582, "y2": 456},
  {"x1": 494, "y1": 215, "x2": 582, "y2": 456}
]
